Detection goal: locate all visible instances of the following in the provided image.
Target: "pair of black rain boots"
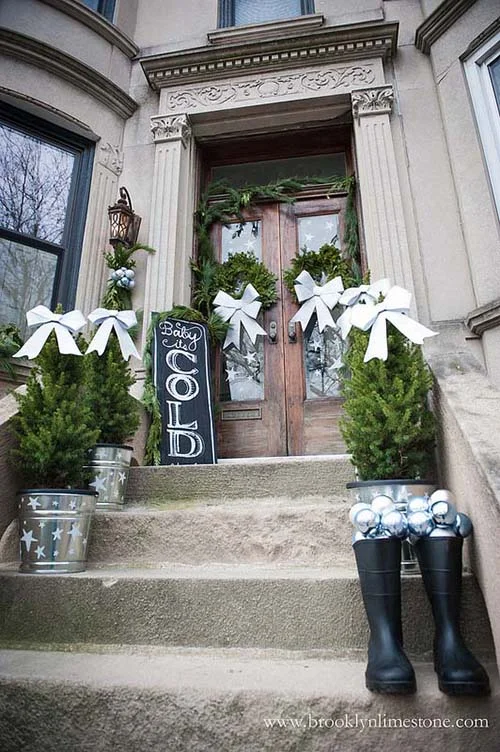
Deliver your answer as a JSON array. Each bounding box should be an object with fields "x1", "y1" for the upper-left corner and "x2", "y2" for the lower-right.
[{"x1": 354, "y1": 536, "x2": 490, "y2": 695}]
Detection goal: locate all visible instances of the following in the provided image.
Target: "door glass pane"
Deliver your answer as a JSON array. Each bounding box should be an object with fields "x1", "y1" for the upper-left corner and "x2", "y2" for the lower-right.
[
  {"x1": 0, "y1": 123, "x2": 74, "y2": 244},
  {"x1": 298, "y1": 213, "x2": 340, "y2": 251},
  {"x1": 220, "y1": 220, "x2": 264, "y2": 401},
  {"x1": 220, "y1": 328, "x2": 265, "y2": 401},
  {"x1": 221, "y1": 220, "x2": 262, "y2": 262},
  {"x1": 0, "y1": 238, "x2": 58, "y2": 335},
  {"x1": 304, "y1": 321, "x2": 346, "y2": 398},
  {"x1": 234, "y1": 0, "x2": 301, "y2": 26},
  {"x1": 212, "y1": 154, "x2": 346, "y2": 188}
]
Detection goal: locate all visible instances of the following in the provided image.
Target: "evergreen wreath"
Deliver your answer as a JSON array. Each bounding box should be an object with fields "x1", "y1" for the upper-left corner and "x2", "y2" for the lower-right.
[{"x1": 283, "y1": 242, "x2": 358, "y2": 301}]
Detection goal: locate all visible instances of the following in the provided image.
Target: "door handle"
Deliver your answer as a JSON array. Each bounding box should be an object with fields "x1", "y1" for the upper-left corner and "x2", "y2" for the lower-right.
[
  {"x1": 288, "y1": 320, "x2": 297, "y2": 343},
  {"x1": 268, "y1": 321, "x2": 278, "y2": 344}
]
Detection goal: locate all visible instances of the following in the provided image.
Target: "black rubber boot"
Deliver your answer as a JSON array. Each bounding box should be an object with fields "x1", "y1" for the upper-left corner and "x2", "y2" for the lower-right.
[
  {"x1": 354, "y1": 538, "x2": 416, "y2": 694},
  {"x1": 414, "y1": 536, "x2": 490, "y2": 696}
]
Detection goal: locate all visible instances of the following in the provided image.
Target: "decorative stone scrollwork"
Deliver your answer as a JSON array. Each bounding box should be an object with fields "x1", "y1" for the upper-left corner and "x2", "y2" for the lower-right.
[
  {"x1": 150, "y1": 114, "x2": 193, "y2": 146},
  {"x1": 351, "y1": 86, "x2": 394, "y2": 118},
  {"x1": 99, "y1": 143, "x2": 123, "y2": 175},
  {"x1": 164, "y1": 66, "x2": 376, "y2": 113}
]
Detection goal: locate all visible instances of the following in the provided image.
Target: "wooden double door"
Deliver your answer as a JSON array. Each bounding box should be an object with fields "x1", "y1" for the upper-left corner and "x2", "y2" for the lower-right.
[{"x1": 214, "y1": 195, "x2": 348, "y2": 459}]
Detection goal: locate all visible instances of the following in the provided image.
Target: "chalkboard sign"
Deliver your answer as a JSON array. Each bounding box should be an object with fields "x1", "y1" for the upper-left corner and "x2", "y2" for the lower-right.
[{"x1": 153, "y1": 317, "x2": 217, "y2": 465}]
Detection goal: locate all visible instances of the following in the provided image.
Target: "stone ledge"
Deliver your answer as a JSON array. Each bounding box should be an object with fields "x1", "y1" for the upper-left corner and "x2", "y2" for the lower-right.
[
  {"x1": 465, "y1": 298, "x2": 500, "y2": 336},
  {"x1": 0, "y1": 28, "x2": 137, "y2": 119},
  {"x1": 140, "y1": 21, "x2": 399, "y2": 90},
  {"x1": 415, "y1": 0, "x2": 478, "y2": 54},
  {"x1": 207, "y1": 13, "x2": 325, "y2": 45},
  {"x1": 39, "y1": 0, "x2": 138, "y2": 57}
]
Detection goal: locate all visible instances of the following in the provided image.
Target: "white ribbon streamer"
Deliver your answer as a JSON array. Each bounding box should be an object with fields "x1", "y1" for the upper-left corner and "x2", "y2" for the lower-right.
[
  {"x1": 13, "y1": 305, "x2": 86, "y2": 359},
  {"x1": 86, "y1": 308, "x2": 140, "y2": 361},
  {"x1": 338, "y1": 278, "x2": 391, "y2": 340},
  {"x1": 213, "y1": 284, "x2": 267, "y2": 350},
  {"x1": 290, "y1": 271, "x2": 344, "y2": 333},
  {"x1": 350, "y1": 285, "x2": 438, "y2": 362}
]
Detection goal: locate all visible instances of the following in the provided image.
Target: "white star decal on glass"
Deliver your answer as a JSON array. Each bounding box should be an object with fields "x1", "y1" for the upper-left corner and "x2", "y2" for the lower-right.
[
  {"x1": 325, "y1": 220, "x2": 335, "y2": 231},
  {"x1": 118, "y1": 471, "x2": 126, "y2": 485},
  {"x1": 243, "y1": 352, "x2": 257, "y2": 365},
  {"x1": 226, "y1": 366, "x2": 238, "y2": 382},
  {"x1": 39, "y1": 521, "x2": 46, "y2": 529},
  {"x1": 35, "y1": 545, "x2": 45, "y2": 560},
  {"x1": 52, "y1": 527, "x2": 63, "y2": 541},
  {"x1": 20, "y1": 529, "x2": 37, "y2": 552},
  {"x1": 89, "y1": 475, "x2": 107, "y2": 493},
  {"x1": 53, "y1": 550, "x2": 59, "y2": 558},
  {"x1": 27, "y1": 496, "x2": 41, "y2": 510},
  {"x1": 69, "y1": 523, "x2": 82, "y2": 541},
  {"x1": 69, "y1": 500, "x2": 78, "y2": 511},
  {"x1": 52, "y1": 499, "x2": 59, "y2": 509},
  {"x1": 304, "y1": 233, "x2": 314, "y2": 243}
]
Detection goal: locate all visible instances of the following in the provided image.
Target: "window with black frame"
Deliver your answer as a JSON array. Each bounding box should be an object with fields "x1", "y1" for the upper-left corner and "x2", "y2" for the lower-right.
[
  {"x1": 81, "y1": 0, "x2": 116, "y2": 22},
  {"x1": 218, "y1": 0, "x2": 314, "y2": 27},
  {"x1": 0, "y1": 106, "x2": 93, "y2": 335}
]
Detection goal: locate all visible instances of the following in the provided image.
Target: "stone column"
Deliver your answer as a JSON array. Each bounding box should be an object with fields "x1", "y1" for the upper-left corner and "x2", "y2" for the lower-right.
[
  {"x1": 351, "y1": 85, "x2": 416, "y2": 299},
  {"x1": 76, "y1": 142, "x2": 123, "y2": 312},
  {"x1": 142, "y1": 113, "x2": 195, "y2": 340}
]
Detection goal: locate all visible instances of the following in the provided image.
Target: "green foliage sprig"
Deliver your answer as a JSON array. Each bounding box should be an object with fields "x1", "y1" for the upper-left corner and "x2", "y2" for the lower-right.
[
  {"x1": 13, "y1": 330, "x2": 99, "y2": 488},
  {"x1": 102, "y1": 242, "x2": 155, "y2": 310},
  {"x1": 283, "y1": 243, "x2": 357, "y2": 300},
  {"x1": 340, "y1": 327, "x2": 436, "y2": 480},
  {"x1": 0, "y1": 323, "x2": 23, "y2": 378},
  {"x1": 142, "y1": 306, "x2": 227, "y2": 465}
]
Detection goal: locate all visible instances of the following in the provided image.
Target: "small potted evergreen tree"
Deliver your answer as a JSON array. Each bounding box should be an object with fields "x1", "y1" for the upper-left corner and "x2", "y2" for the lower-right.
[
  {"x1": 13, "y1": 322, "x2": 99, "y2": 574},
  {"x1": 84, "y1": 328, "x2": 140, "y2": 509}
]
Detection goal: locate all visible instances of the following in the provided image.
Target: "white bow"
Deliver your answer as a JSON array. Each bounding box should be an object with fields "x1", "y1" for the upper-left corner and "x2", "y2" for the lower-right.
[
  {"x1": 350, "y1": 285, "x2": 438, "y2": 362},
  {"x1": 86, "y1": 308, "x2": 140, "y2": 361},
  {"x1": 213, "y1": 284, "x2": 267, "y2": 350},
  {"x1": 13, "y1": 305, "x2": 86, "y2": 359},
  {"x1": 290, "y1": 271, "x2": 344, "y2": 333},
  {"x1": 337, "y1": 279, "x2": 391, "y2": 340}
]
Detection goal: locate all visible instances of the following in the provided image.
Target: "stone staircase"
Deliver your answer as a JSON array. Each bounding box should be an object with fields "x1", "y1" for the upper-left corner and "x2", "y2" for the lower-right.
[{"x1": 0, "y1": 456, "x2": 498, "y2": 752}]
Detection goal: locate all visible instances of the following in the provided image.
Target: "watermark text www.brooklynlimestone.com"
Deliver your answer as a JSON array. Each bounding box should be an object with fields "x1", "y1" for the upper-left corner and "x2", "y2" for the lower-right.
[{"x1": 263, "y1": 713, "x2": 490, "y2": 731}]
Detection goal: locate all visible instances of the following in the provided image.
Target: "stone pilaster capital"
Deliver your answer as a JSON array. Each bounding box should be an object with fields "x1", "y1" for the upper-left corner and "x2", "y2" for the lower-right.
[
  {"x1": 351, "y1": 85, "x2": 394, "y2": 119},
  {"x1": 98, "y1": 142, "x2": 123, "y2": 175},
  {"x1": 150, "y1": 114, "x2": 193, "y2": 146}
]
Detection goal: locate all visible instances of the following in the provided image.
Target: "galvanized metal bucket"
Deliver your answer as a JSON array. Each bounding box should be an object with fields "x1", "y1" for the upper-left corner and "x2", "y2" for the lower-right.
[
  {"x1": 85, "y1": 444, "x2": 133, "y2": 510},
  {"x1": 346, "y1": 479, "x2": 437, "y2": 574},
  {"x1": 18, "y1": 489, "x2": 97, "y2": 574}
]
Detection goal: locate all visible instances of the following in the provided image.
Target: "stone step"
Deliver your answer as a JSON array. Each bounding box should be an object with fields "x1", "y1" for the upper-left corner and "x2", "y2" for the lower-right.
[
  {"x1": 125, "y1": 454, "x2": 356, "y2": 506},
  {"x1": 0, "y1": 497, "x2": 354, "y2": 567},
  {"x1": 0, "y1": 565, "x2": 493, "y2": 657},
  {"x1": 0, "y1": 647, "x2": 498, "y2": 752}
]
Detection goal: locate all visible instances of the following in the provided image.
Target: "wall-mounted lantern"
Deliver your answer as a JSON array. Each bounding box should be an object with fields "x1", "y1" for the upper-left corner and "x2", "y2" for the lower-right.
[{"x1": 108, "y1": 186, "x2": 141, "y2": 247}]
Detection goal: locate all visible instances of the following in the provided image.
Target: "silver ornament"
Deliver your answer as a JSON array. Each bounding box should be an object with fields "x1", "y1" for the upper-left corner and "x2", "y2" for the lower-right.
[
  {"x1": 430, "y1": 499, "x2": 457, "y2": 527},
  {"x1": 429, "y1": 527, "x2": 457, "y2": 538},
  {"x1": 407, "y1": 510, "x2": 435, "y2": 537},
  {"x1": 371, "y1": 494, "x2": 395, "y2": 515},
  {"x1": 111, "y1": 270, "x2": 119, "y2": 281},
  {"x1": 429, "y1": 489, "x2": 455, "y2": 505},
  {"x1": 115, "y1": 268, "x2": 125, "y2": 278},
  {"x1": 354, "y1": 507, "x2": 380, "y2": 535},
  {"x1": 407, "y1": 496, "x2": 429, "y2": 514},
  {"x1": 128, "y1": 279, "x2": 135, "y2": 288},
  {"x1": 125, "y1": 269, "x2": 135, "y2": 279},
  {"x1": 381, "y1": 509, "x2": 408, "y2": 539},
  {"x1": 454, "y1": 512, "x2": 473, "y2": 538},
  {"x1": 352, "y1": 530, "x2": 366, "y2": 544},
  {"x1": 349, "y1": 502, "x2": 371, "y2": 526},
  {"x1": 367, "y1": 527, "x2": 390, "y2": 539}
]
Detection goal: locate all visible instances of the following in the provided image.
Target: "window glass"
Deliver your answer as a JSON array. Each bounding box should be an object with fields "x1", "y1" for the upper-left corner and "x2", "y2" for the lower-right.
[
  {"x1": 0, "y1": 108, "x2": 93, "y2": 332},
  {"x1": 298, "y1": 213, "x2": 340, "y2": 251},
  {"x1": 221, "y1": 220, "x2": 262, "y2": 262},
  {"x1": 0, "y1": 124, "x2": 74, "y2": 245},
  {"x1": 489, "y1": 55, "x2": 500, "y2": 113},
  {"x1": 234, "y1": 0, "x2": 301, "y2": 25},
  {"x1": 212, "y1": 153, "x2": 345, "y2": 188},
  {"x1": 0, "y1": 239, "x2": 58, "y2": 335},
  {"x1": 81, "y1": 0, "x2": 115, "y2": 21}
]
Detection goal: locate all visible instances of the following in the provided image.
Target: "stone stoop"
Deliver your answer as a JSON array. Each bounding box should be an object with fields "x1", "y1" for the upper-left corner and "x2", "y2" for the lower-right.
[{"x1": 0, "y1": 456, "x2": 497, "y2": 750}]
